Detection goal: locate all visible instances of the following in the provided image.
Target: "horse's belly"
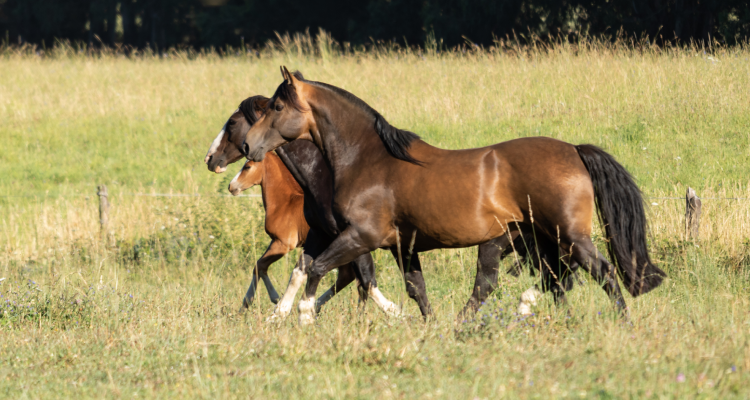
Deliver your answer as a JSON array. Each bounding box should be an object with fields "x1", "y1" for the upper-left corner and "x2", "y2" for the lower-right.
[{"x1": 406, "y1": 207, "x2": 514, "y2": 248}]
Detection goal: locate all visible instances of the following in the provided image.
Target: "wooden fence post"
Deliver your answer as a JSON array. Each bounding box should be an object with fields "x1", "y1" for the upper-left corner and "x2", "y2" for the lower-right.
[
  {"x1": 685, "y1": 187, "x2": 701, "y2": 241},
  {"x1": 97, "y1": 185, "x2": 109, "y2": 241}
]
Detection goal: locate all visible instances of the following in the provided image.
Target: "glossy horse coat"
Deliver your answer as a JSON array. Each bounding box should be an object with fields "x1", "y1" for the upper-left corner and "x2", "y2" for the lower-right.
[{"x1": 242, "y1": 68, "x2": 666, "y2": 323}]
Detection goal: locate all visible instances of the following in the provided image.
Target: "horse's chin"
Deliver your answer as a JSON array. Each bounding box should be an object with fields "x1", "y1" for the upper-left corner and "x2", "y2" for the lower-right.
[{"x1": 214, "y1": 165, "x2": 227, "y2": 173}]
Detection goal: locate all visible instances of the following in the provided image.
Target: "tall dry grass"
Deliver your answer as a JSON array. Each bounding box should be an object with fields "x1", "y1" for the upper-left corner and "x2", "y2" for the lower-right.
[{"x1": 0, "y1": 35, "x2": 749, "y2": 398}]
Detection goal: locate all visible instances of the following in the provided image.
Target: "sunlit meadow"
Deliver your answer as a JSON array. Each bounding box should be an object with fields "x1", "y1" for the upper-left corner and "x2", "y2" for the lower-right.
[{"x1": 0, "y1": 35, "x2": 749, "y2": 398}]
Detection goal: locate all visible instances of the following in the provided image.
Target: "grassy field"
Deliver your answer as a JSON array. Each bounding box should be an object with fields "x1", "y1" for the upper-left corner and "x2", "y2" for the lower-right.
[{"x1": 0, "y1": 37, "x2": 749, "y2": 398}]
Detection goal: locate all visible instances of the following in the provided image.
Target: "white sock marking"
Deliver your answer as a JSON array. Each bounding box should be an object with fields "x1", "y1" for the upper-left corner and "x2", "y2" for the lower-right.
[
  {"x1": 298, "y1": 297, "x2": 316, "y2": 326},
  {"x1": 518, "y1": 287, "x2": 542, "y2": 316},
  {"x1": 269, "y1": 265, "x2": 306, "y2": 321},
  {"x1": 369, "y1": 286, "x2": 401, "y2": 317}
]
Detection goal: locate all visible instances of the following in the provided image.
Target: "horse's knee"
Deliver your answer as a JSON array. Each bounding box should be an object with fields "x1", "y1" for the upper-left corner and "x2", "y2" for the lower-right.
[{"x1": 307, "y1": 262, "x2": 327, "y2": 282}]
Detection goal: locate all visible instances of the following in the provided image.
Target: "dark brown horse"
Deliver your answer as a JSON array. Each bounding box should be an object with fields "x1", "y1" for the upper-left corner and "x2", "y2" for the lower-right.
[{"x1": 242, "y1": 68, "x2": 666, "y2": 324}]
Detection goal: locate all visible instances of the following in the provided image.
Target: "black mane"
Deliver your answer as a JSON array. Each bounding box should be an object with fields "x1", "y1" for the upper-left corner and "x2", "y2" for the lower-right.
[
  {"x1": 238, "y1": 95, "x2": 269, "y2": 125},
  {"x1": 273, "y1": 72, "x2": 422, "y2": 165}
]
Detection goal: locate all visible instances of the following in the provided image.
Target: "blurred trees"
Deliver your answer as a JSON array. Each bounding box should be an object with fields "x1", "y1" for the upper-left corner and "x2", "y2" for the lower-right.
[{"x1": 1, "y1": 0, "x2": 749, "y2": 49}]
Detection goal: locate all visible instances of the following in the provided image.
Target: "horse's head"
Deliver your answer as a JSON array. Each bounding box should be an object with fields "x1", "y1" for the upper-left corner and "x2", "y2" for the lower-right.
[
  {"x1": 205, "y1": 95, "x2": 269, "y2": 173},
  {"x1": 228, "y1": 159, "x2": 264, "y2": 196},
  {"x1": 242, "y1": 67, "x2": 314, "y2": 162}
]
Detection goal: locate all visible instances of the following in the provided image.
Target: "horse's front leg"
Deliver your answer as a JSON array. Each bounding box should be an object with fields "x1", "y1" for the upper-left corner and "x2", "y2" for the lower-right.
[
  {"x1": 268, "y1": 229, "x2": 330, "y2": 322},
  {"x1": 390, "y1": 248, "x2": 432, "y2": 318},
  {"x1": 240, "y1": 239, "x2": 287, "y2": 312},
  {"x1": 314, "y1": 263, "x2": 357, "y2": 314},
  {"x1": 298, "y1": 227, "x2": 374, "y2": 325}
]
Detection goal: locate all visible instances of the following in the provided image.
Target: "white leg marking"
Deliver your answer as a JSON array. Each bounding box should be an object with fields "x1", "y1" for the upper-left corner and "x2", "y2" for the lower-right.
[
  {"x1": 267, "y1": 266, "x2": 306, "y2": 322},
  {"x1": 518, "y1": 286, "x2": 543, "y2": 316},
  {"x1": 261, "y1": 275, "x2": 280, "y2": 304},
  {"x1": 369, "y1": 286, "x2": 401, "y2": 317},
  {"x1": 298, "y1": 297, "x2": 316, "y2": 326}
]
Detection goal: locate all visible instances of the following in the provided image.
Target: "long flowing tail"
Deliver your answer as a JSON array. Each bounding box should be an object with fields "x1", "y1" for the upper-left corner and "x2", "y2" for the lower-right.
[{"x1": 575, "y1": 144, "x2": 666, "y2": 296}]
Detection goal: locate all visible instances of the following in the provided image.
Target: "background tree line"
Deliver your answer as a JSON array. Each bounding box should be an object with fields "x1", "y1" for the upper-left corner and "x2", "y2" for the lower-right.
[{"x1": 1, "y1": 0, "x2": 749, "y2": 49}]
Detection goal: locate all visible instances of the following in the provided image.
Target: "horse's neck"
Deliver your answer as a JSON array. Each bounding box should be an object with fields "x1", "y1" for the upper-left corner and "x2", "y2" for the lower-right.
[
  {"x1": 312, "y1": 99, "x2": 382, "y2": 177},
  {"x1": 260, "y1": 153, "x2": 303, "y2": 215}
]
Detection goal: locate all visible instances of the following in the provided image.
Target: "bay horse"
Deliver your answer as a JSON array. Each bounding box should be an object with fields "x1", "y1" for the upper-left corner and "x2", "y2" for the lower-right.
[
  {"x1": 208, "y1": 96, "x2": 570, "y2": 321},
  {"x1": 241, "y1": 67, "x2": 667, "y2": 324}
]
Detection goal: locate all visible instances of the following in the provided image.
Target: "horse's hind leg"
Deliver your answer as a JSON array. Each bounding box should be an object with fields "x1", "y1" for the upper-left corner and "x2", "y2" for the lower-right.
[
  {"x1": 315, "y1": 253, "x2": 394, "y2": 316},
  {"x1": 458, "y1": 237, "x2": 508, "y2": 320},
  {"x1": 389, "y1": 249, "x2": 432, "y2": 318},
  {"x1": 356, "y1": 252, "x2": 401, "y2": 317},
  {"x1": 314, "y1": 263, "x2": 357, "y2": 314},
  {"x1": 565, "y1": 236, "x2": 628, "y2": 317},
  {"x1": 240, "y1": 239, "x2": 288, "y2": 312}
]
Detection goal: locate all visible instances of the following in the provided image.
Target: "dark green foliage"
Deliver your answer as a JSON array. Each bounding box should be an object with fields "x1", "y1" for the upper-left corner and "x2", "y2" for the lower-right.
[{"x1": 2, "y1": 0, "x2": 750, "y2": 49}]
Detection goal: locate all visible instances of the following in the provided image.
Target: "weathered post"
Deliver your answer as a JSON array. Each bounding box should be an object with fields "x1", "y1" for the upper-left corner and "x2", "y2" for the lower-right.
[
  {"x1": 97, "y1": 185, "x2": 109, "y2": 240},
  {"x1": 685, "y1": 187, "x2": 701, "y2": 241}
]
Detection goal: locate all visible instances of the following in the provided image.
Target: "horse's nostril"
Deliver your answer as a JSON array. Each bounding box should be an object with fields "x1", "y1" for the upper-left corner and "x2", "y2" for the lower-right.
[{"x1": 242, "y1": 143, "x2": 250, "y2": 156}]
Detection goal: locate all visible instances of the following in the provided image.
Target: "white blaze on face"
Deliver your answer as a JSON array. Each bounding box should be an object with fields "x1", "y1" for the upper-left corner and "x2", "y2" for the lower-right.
[
  {"x1": 228, "y1": 165, "x2": 243, "y2": 195},
  {"x1": 204, "y1": 109, "x2": 240, "y2": 167}
]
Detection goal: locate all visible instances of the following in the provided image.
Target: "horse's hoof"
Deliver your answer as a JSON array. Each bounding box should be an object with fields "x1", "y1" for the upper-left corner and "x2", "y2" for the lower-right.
[
  {"x1": 518, "y1": 302, "x2": 535, "y2": 316},
  {"x1": 298, "y1": 298, "x2": 316, "y2": 326},
  {"x1": 238, "y1": 298, "x2": 251, "y2": 314},
  {"x1": 298, "y1": 312, "x2": 315, "y2": 326},
  {"x1": 266, "y1": 313, "x2": 285, "y2": 324},
  {"x1": 384, "y1": 306, "x2": 402, "y2": 318}
]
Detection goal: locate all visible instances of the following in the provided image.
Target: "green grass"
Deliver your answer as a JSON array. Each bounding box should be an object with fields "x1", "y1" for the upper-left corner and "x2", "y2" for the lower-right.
[{"x1": 0, "y1": 39, "x2": 749, "y2": 398}]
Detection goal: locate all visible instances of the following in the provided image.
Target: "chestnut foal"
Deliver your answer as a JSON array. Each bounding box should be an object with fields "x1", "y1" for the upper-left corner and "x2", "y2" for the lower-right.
[{"x1": 228, "y1": 153, "x2": 307, "y2": 309}]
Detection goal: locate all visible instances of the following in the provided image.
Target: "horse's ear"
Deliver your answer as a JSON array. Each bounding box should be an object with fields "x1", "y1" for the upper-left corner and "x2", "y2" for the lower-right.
[
  {"x1": 254, "y1": 98, "x2": 269, "y2": 116},
  {"x1": 280, "y1": 66, "x2": 293, "y2": 86}
]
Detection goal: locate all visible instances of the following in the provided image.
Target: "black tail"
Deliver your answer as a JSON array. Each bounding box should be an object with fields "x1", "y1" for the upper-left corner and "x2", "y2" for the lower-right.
[{"x1": 575, "y1": 144, "x2": 666, "y2": 296}]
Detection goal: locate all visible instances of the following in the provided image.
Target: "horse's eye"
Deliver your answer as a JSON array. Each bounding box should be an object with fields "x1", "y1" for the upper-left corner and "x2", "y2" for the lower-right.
[{"x1": 275, "y1": 103, "x2": 284, "y2": 112}]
